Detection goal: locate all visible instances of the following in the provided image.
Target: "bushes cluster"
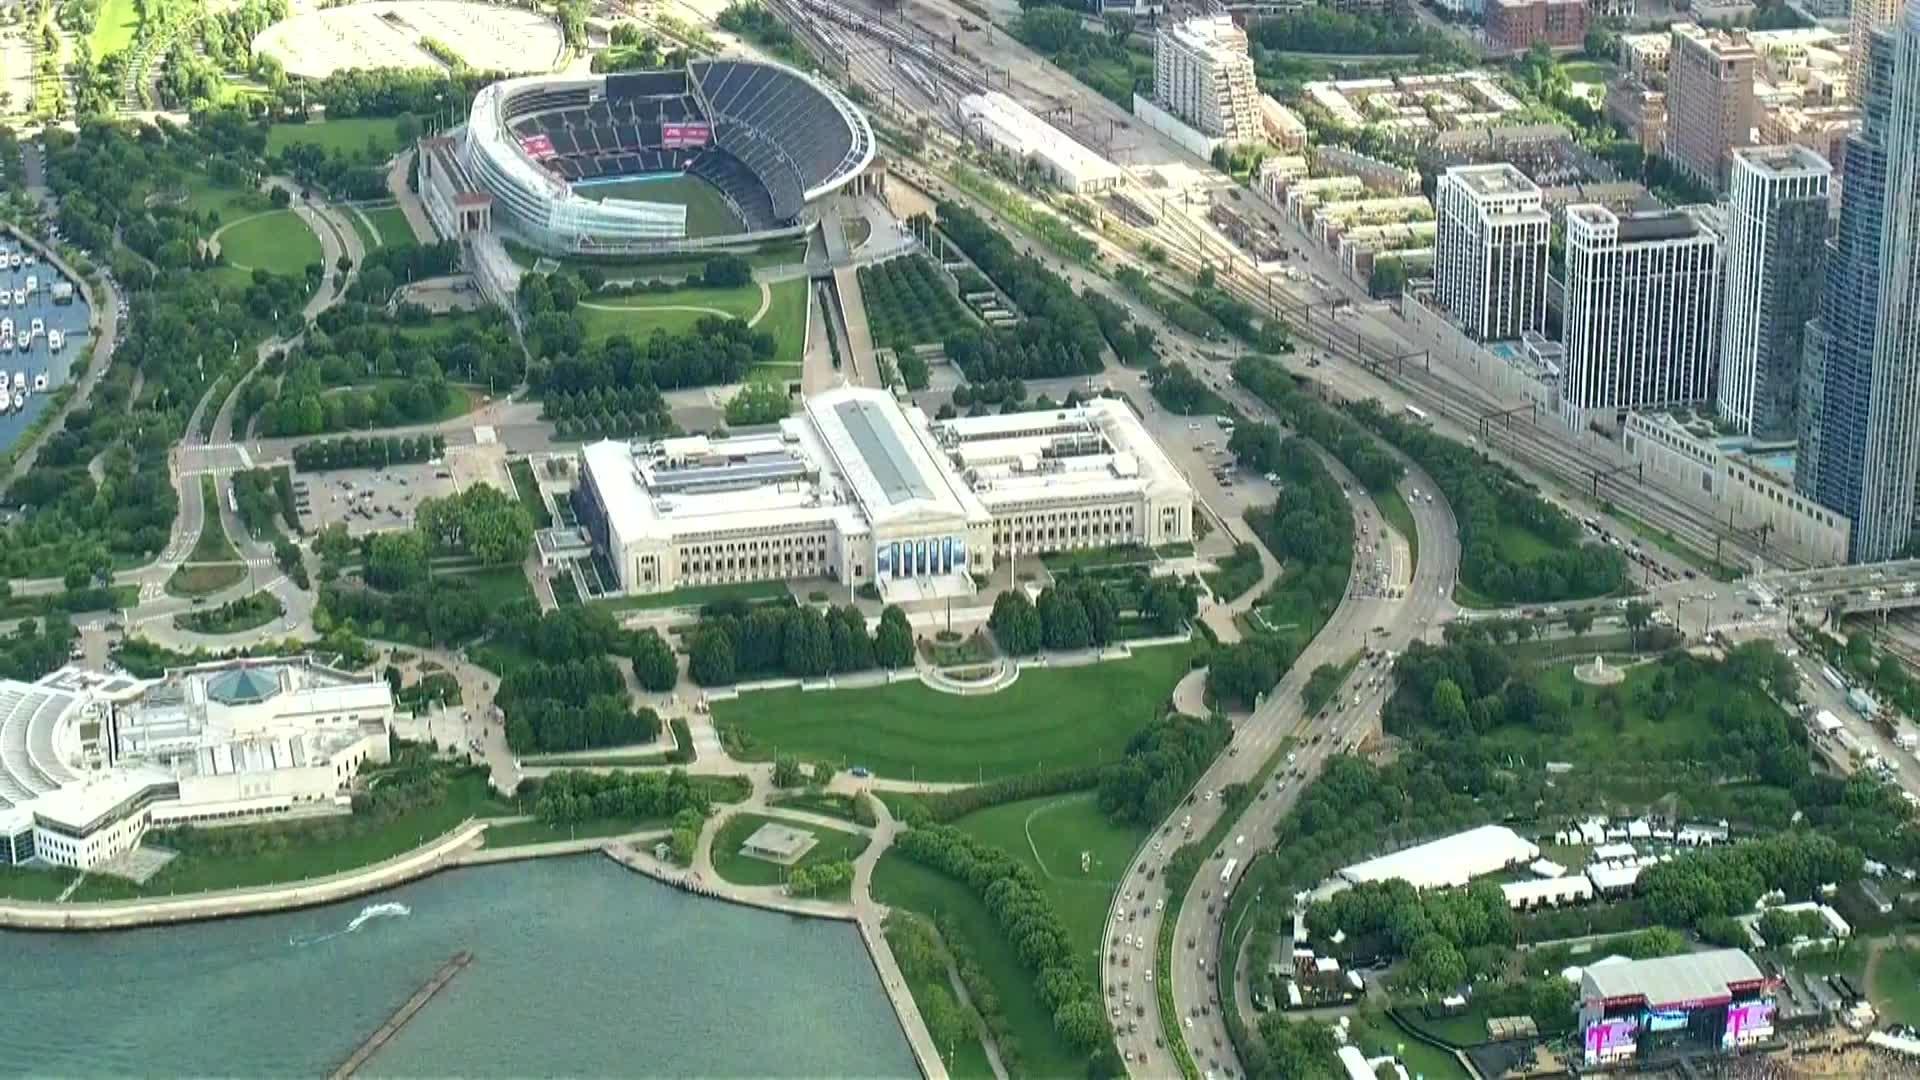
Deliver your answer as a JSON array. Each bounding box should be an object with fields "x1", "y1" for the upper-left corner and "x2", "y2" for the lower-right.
[
  {"x1": 858, "y1": 255, "x2": 975, "y2": 350},
  {"x1": 498, "y1": 656, "x2": 660, "y2": 754},
  {"x1": 932, "y1": 202, "x2": 1106, "y2": 381}
]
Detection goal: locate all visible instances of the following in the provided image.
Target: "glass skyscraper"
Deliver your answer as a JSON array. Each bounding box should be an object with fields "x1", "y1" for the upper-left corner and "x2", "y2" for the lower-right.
[{"x1": 1798, "y1": 10, "x2": 1920, "y2": 561}]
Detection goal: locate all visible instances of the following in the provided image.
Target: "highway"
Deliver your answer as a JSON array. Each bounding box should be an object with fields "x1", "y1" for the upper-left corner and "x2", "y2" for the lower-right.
[{"x1": 1109, "y1": 453, "x2": 1461, "y2": 1078}]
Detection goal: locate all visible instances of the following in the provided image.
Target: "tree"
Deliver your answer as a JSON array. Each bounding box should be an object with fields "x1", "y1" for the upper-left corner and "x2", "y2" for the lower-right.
[
  {"x1": 689, "y1": 625, "x2": 737, "y2": 686},
  {"x1": 990, "y1": 590, "x2": 1043, "y2": 655},
  {"x1": 702, "y1": 254, "x2": 753, "y2": 288},
  {"x1": 1430, "y1": 677, "x2": 1470, "y2": 733},
  {"x1": 1565, "y1": 609, "x2": 1595, "y2": 637},
  {"x1": 875, "y1": 605, "x2": 915, "y2": 669},
  {"x1": 1624, "y1": 600, "x2": 1654, "y2": 647},
  {"x1": 773, "y1": 755, "x2": 804, "y2": 788},
  {"x1": 629, "y1": 628, "x2": 678, "y2": 691}
]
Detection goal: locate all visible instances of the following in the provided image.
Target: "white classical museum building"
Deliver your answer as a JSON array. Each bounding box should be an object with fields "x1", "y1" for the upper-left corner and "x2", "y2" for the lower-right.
[
  {"x1": 0, "y1": 658, "x2": 396, "y2": 872},
  {"x1": 575, "y1": 387, "x2": 1195, "y2": 601}
]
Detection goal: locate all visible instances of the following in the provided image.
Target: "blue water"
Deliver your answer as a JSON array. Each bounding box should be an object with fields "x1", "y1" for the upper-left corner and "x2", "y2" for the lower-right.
[
  {"x1": 0, "y1": 248, "x2": 93, "y2": 459},
  {"x1": 0, "y1": 856, "x2": 917, "y2": 1078}
]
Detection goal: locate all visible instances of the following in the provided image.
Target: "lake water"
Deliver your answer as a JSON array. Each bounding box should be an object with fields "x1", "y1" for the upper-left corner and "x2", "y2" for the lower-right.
[
  {"x1": 0, "y1": 856, "x2": 918, "y2": 1078},
  {"x1": 0, "y1": 247, "x2": 92, "y2": 459}
]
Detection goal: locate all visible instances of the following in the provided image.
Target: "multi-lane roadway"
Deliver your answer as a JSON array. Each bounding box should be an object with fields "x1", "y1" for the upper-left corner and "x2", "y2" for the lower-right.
[{"x1": 1108, "y1": 455, "x2": 1460, "y2": 1078}]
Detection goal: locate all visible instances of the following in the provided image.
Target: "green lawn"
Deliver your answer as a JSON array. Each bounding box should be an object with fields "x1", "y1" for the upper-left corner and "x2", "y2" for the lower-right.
[
  {"x1": 759, "y1": 278, "x2": 809, "y2": 367},
  {"x1": 165, "y1": 562, "x2": 246, "y2": 598},
  {"x1": 482, "y1": 816, "x2": 665, "y2": 848},
  {"x1": 591, "y1": 579, "x2": 790, "y2": 612},
  {"x1": 583, "y1": 282, "x2": 764, "y2": 319},
  {"x1": 710, "y1": 812, "x2": 870, "y2": 895},
  {"x1": 1350, "y1": 1010, "x2": 1470, "y2": 1080},
  {"x1": 346, "y1": 210, "x2": 380, "y2": 256},
  {"x1": 767, "y1": 790, "x2": 872, "y2": 825},
  {"x1": 884, "y1": 913, "x2": 997, "y2": 1078},
  {"x1": 576, "y1": 173, "x2": 743, "y2": 237},
  {"x1": 217, "y1": 211, "x2": 322, "y2": 277},
  {"x1": 504, "y1": 237, "x2": 806, "y2": 277},
  {"x1": 1492, "y1": 521, "x2": 1559, "y2": 565},
  {"x1": 71, "y1": 772, "x2": 514, "y2": 901},
  {"x1": 1374, "y1": 485, "x2": 1419, "y2": 575},
  {"x1": 953, "y1": 792, "x2": 1147, "y2": 981},
  {"x1": 507, "y1": 457, "x2": 553, "y2": 528},
  {"x1": 179, "y1": 177, "x2": 272, "y2": 227},
  {"x1": 714, "y1": 645, "x2": 1196, "y2": 782},
  {"x1": 1561, "y1": 60, "x2": 1618, "y2": 85},
  {"x1": 367, "y1": 206, "x2": 418, "y2": 248},
  {"x1": 267, "y1": 116, "x2": 412, "y2": 159},
  {"x1": 1873, "y1": 946, "x2": 1920, "y2": 1027},
  {"x1": 88, "y1": 0, "x2": 141, "y2": 57},
  {"x1": 0, "y1": 865, "x2": 79, "y2": 900},
  {"x1": 189, "y1": 477, "x2": 242, "y2": 563},
  {"x1": 439, "y1": 565, "x2": 534, "y2": 607},
  {"x1": 871, "y1": 853, "x2": 1083, "y2": 1076}
]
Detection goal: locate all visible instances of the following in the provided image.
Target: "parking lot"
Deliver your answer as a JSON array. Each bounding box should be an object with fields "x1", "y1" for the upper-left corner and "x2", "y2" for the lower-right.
[{"x1": 296, "y1": 462, "x2": 455, "y2": 536}]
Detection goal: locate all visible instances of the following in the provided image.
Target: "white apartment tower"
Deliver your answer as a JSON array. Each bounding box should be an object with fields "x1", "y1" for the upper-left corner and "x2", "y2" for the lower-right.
[
  {"x1": 1715, "y1": 145, "x2": 1831, "y2": 439},
  {"x1": 1433, "y1": 164, "x2": 1551, "y2": 342},
  {"x1": 1561, "y1": 204, "x2": 1726, "y2": 421},
  {"x1": 1154, "y1": 16, "x2": 1261, "y2": 144}
]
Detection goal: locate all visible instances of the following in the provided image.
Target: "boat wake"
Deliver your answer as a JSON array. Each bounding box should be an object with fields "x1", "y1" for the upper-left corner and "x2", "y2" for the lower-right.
[{"x1": 289, "y1": 902, "x2": 411, "y2": 947}]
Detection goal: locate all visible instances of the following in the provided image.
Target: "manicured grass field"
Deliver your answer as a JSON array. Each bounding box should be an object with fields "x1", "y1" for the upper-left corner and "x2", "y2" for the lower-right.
[
  {"x1": 1561, "y1": 60, "x2": 1618, "y2": 85},
  {"x1": 482, "y1": 817, "x2": 661, "y2": 848},
  {"x1": 0, "y1": 865, "x2": 79, "y2": 900},
  {"x1": 759, "y1": 278, "x2": 809, "y2": 366},
  {"x1": 953, "y1": 792, "x2": 1147, "y2": 980},
  {"x1": 267, "y1": 116, "x2": 411, "y2": 159},
  {"x1": 507, "y1": 457, "x2": 553, "y2": 528},
  {"x1": 577, "y1": 305, "x2": 714, "y2": 343},
  {"x1": 872, "y1": 853, "x2": 1083, "y2": 1076},
  {"x1": 710, "y1": 812, "x2": 870, "y2": 894},
  {"x1": 180, "y1": 177, "x2": 271, "y2": 226},
  {"x1": 71, "y1": 772, "x2": 514, "y2": 901},
  {"x1": 578, "y1": 173, "x2": 743, "y2": 238},
  {"x1": 165, "y1": 562, "x2": 246, "y2": 598},
  {"x1": 714, "y1": 645, "x2": 1197, "y2": 782},
  {"x1": 189, "y1": 477, "x2": 241, "y2": 563},
  {"x1": 590, "y1": 579, "x2": 790, "y2": 612},
  {"x1": 438, "y1": 565, "x2": 534, "y2": 608},
  {"x1": 504, "y1": 237, "x2": 806, "y2": 277},
  {"x1": 367, "y1": 206, "x2": 418, "y2": 248},
  {"x1": 88, "y1": 0, "x2": 141, "y2": 57},
  {"x1": 217, "y1": 211, "x2": 322, "y2": 277},
  {"x1": 584, "y1": 282, "x2": 764, "y2": 319},
  {"x1": 346, "y1": 210, "x2": 380, "y2": 255},
  {"x1": 1492, "y1": 520, "x2": 1559, "y2": 565},
  {"x1": 1873, "y1": 946, "x2": 1920, "y2": 1027}
]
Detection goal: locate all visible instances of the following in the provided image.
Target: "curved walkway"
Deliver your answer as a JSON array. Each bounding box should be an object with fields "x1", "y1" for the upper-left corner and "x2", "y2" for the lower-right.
[
  {"x1": 577, "y1": 280, "x2": 774, "y2": 327},
  {"x1": 0, "y1": 821, "x2": 486, "y2": 931}
]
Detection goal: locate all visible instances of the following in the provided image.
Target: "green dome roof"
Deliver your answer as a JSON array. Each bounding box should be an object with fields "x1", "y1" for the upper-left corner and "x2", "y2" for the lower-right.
[{"x1": 205, "y1": 667, "x2": 281, "y2": 706}]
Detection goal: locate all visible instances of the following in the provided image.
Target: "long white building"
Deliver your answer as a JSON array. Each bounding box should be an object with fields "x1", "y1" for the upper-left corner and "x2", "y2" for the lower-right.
[
  {"x1": 1716, "y1": 145, "x2": 1831, "y2": 439},
  {"x1": 1561, "y1": 203, "x2": 1726, "y2": 424},
  {"x1": 1153, "y1": 16, "x2": 1261, "y2": 144},
  {"x1": 576, "y1": 387, "x2": 1194, "y2": 601},
  {"x1": 1433, "y1": 164, "x2": 1550, "y2": 342},
  {"x1": 958, "y1": 91, "x2": 1121, "y2": 194},
  {"x1": 0, "y1": 659, "x2": 395, "y2": 872}
]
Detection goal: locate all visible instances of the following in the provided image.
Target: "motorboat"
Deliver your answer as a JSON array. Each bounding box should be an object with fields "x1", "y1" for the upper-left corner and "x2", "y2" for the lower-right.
[
  {"x1": 9, "y1": 253, "x2": 20, "y2": 270},
  {"x1": 48, "y1": 329, "x2": 62, "y2": 351},
  {"x1": 16, "y1": 336, "x2": 28, "y2": 354},
  {"x1": 0, "y1": 386, "x2": 12, "y2": 412},
  {"x1": 31, "y1": 318, "x2": 44, "y2": 337},
  {"x1": 12, "y1": 289, "x2": 23, "y2": 306},
  {"x1": 32, "y1": 371, "x2": 47, "y2": 391},
  {"x1": 25, "y1": 275, "x2": 37, "y2": 295},
  {"x1": 10, "y1": 371, "x2": 22, "y2": 390}
]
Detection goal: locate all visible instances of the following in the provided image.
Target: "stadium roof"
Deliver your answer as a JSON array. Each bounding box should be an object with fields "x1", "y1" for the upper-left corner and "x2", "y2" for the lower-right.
[
  {"x1": 1337, "y1": 825, "x2": 1539, "y2": 890},
  {"x1": 1579, "y1": 949, "x2": 1765, "y2": 1008}
]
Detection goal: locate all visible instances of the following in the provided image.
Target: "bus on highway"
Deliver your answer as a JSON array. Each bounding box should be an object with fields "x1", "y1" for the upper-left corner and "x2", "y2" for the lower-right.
[
  {"x1": 1220, "y1": 858, "x2": 1238, "y2": 885},
  {"x1": 1405, "y1": 404, "x2": 1431, "y2": 425}
]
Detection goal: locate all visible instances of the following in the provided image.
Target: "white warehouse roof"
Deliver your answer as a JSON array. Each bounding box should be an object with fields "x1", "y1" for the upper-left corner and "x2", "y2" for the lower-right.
[
  {"x1": 958, "y1": 91, "x2": 1122, "y2": 192},
  {"x1": 1337, "y1": 825, "x2": 1539, "y2": 891}
]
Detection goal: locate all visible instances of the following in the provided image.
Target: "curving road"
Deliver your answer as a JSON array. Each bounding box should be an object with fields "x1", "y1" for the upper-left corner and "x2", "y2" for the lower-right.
[{"x1": 1111, "y1": 457, "x2": 1459, "y2": 1078}]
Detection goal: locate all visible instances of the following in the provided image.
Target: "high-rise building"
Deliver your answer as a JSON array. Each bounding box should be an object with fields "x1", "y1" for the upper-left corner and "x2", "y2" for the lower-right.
[
  {"x1": 1560, "y1": 204, "x2": 1725, "y2": 421},
  {"x1": 1153, "y1": 16, "x2": 1261, "y2": 145},
  {"x1": 1433, "y1": 164, "x2": 1550, "y2": 342},
  {"x1": 1664, "y1": 27, "x2": 1757, "y2": 190},
  {"x1": 1852, "y1": 0, "x2": 1902, "y2": 102},
  {"x1": 1799, "y1": 11, "x2": 1920, "y2": 561},
  {"x1": 1716, "y1": 145, "x2": 1831, "y2": 440}
]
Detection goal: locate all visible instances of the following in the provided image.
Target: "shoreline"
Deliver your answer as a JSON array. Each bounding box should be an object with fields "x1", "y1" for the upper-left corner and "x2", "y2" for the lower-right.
[{"x1": 0, "y1": 828, "x2": 942, "y2": 1078}]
